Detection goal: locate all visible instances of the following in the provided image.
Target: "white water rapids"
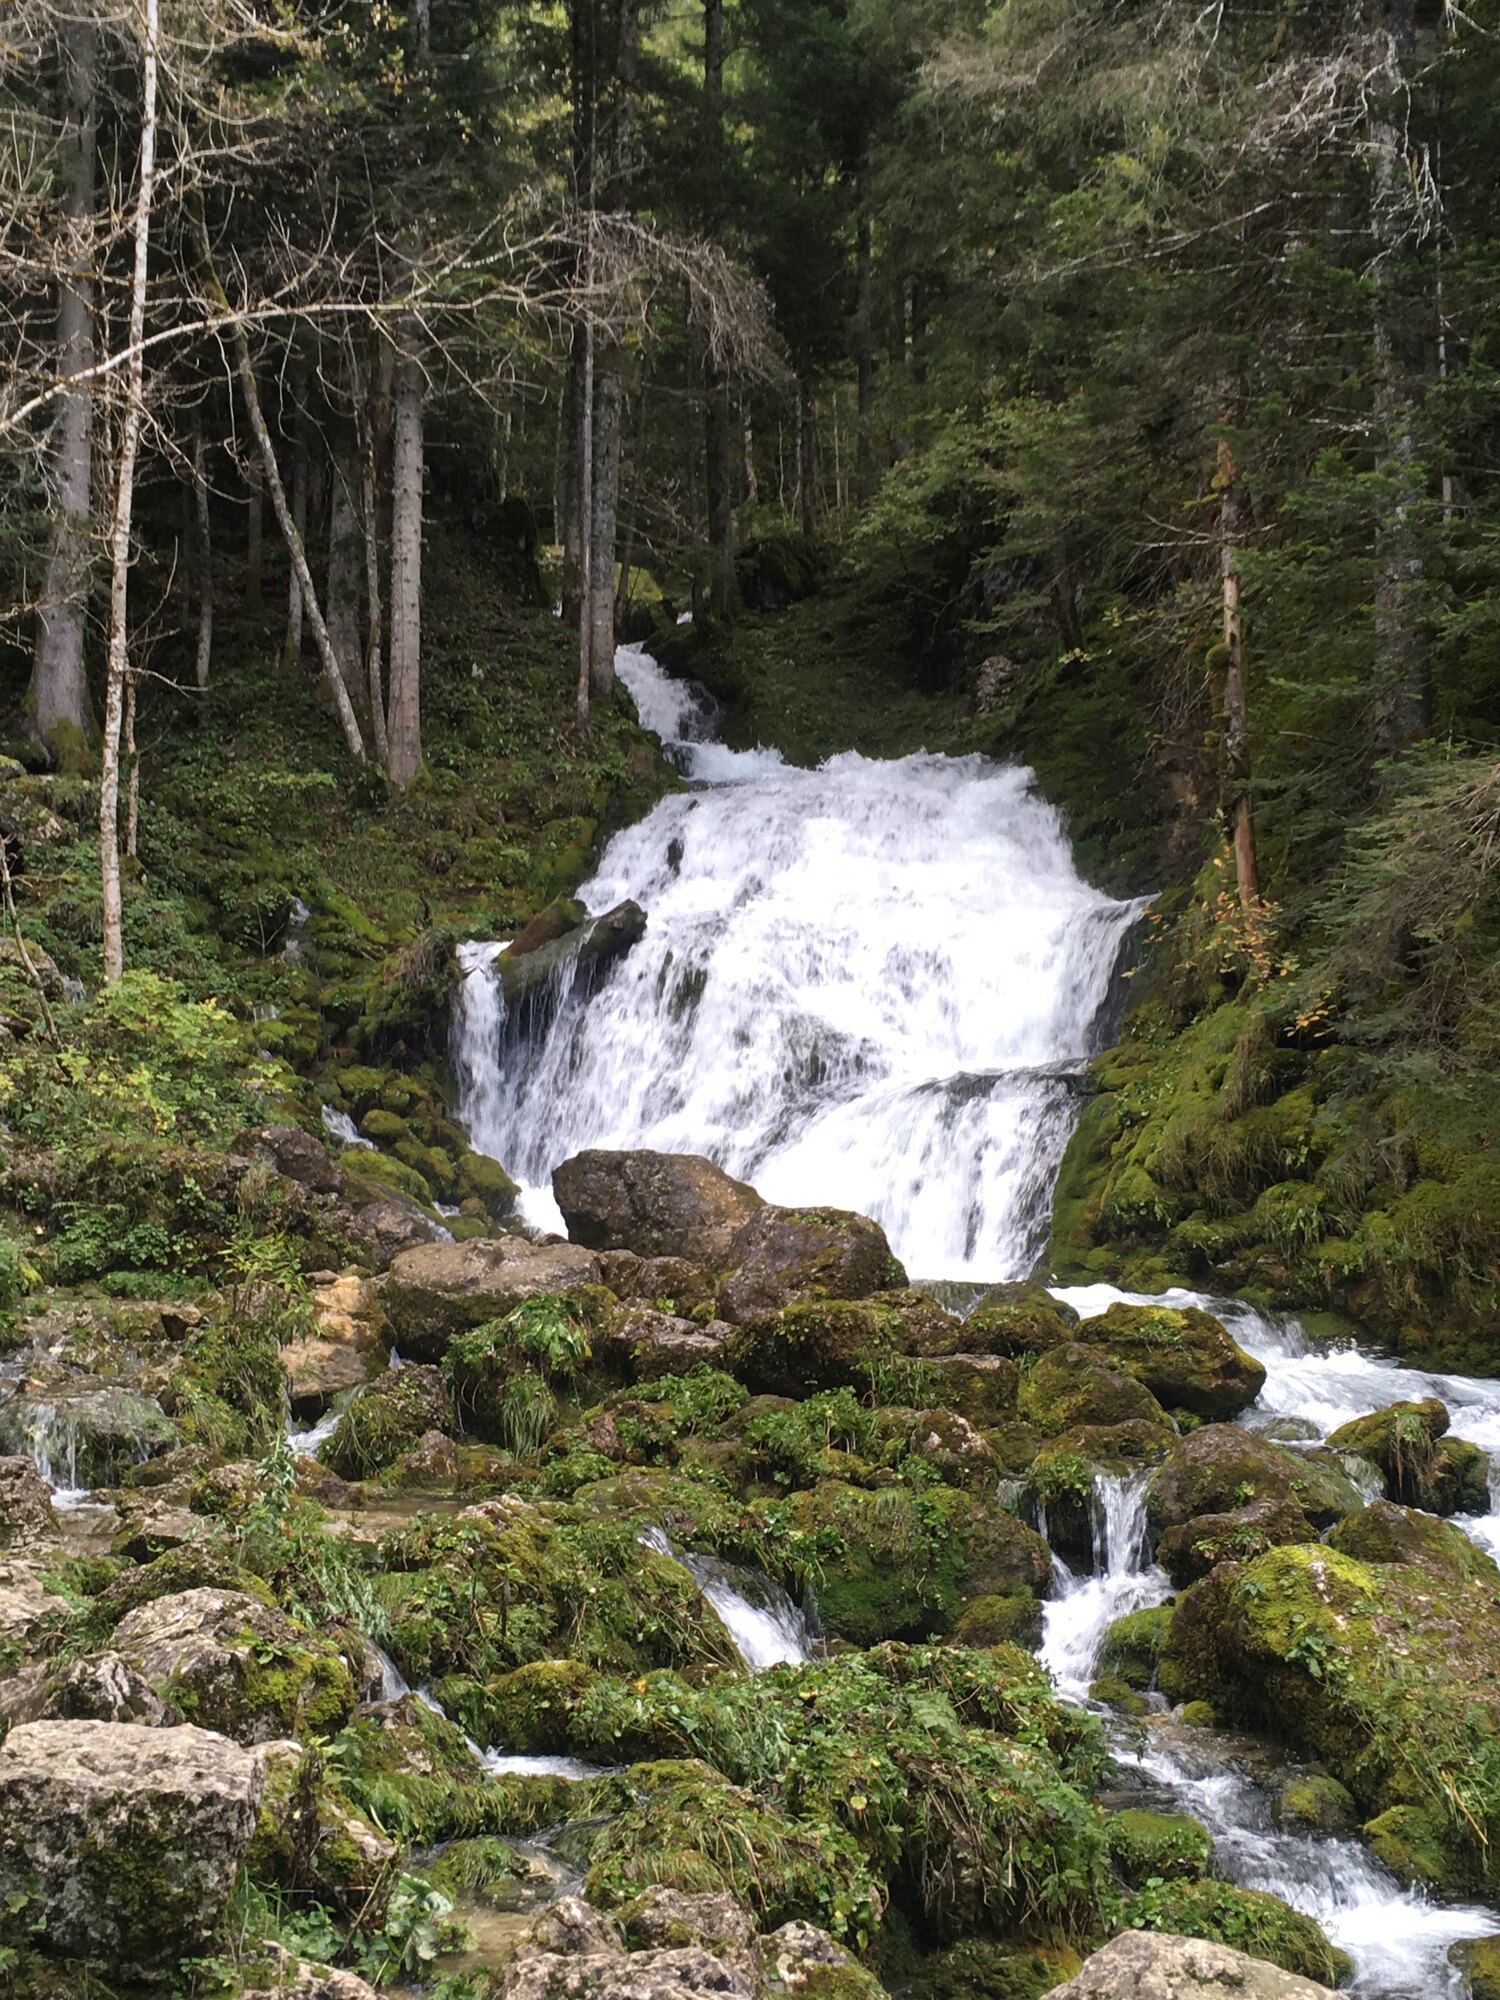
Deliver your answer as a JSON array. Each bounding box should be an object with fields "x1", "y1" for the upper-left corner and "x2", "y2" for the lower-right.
[{"x1": 454, "y1": 645, "x2": 1142, "y2": 1278}]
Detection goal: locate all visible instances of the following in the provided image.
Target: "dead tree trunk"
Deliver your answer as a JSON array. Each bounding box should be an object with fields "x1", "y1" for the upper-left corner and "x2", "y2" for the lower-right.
[
  {"x1": 192, "y1": 424, "x2": 212, "y2": 688},
  {"x1": 386, "y1": 341, "x2": 424, "y2": 785},
  {"x1": 29, "y1": 12, "x2": 98, "y2": 763},
  {"x1": 588, "y1": 339, "x2": 624, "y2": 696},
  {"x1": 327, "y1": 437, "x2": 363, "y2": 699},
  {"x1": 1217, "y1": 438, "x2": 1258, "y2": 907}
]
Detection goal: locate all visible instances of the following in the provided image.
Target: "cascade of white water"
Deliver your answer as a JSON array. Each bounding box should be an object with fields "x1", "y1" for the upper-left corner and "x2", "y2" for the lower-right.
[
  {"x1": 639, "y1": 1525, "x2": 814, "y2": 1671},
  {"x1": 454, "y1": 646, "x2": 1143, "y2": 1277},
  {"x1": 1038, "y1": 1470, "x2": 1170, "y2": 1700}
]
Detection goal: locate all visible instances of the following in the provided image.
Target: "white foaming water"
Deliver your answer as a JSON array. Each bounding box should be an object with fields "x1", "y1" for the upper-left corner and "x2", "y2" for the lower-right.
[
  {"x1": 639, "y1": 1525, "x2": 814, "y2": 1671},
  {"x1": 1038, "y1": 1471, "x2": 1170, "y2": 1701},
  {"x1": 286, "y1": 1402, "x2": 343, "y2": 1456},
  {"x1": 481, "y1": 1751, "x2": 613, "y2": 1781},
  {"x1": 455, "y1": 646, "x2": 1141, "y2": 1277},
  {"x1": 1119, "y1": 1735, "x2": 1496, "y2": 1998},
  {"x1": 321, "y1": 1104, "x2": 374, "y2": 1150}
]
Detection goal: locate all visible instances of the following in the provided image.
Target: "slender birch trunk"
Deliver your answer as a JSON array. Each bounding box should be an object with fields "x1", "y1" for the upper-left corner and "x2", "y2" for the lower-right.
[
  {"x1": 386, "y1": 342, "x2": 424, "y2": 785},
  {"x1": 1217, "y1": 437, "x2": 1258, "y2": 907},
  {"x1": 101, "y1": 0, "x2": 160, "y2": 985},
  {"x1": 192, "y1": 425, "x2": 213, "y2": 688}
]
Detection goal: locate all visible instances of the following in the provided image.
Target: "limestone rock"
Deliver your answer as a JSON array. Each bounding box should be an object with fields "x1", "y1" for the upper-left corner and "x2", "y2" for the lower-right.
[
  {"x1": 340, "y1": 1192, "x2": 449, "y2": 1271},
  {"x1": 761, "y1": 1921, "x2": 882, "y2": 1997},
  {"x1": 1043, "y1": 1931, "x2": 1339, "y2": 1998},
  {"x1": 1147, "y1": 1427, "x2": 1366, "y2": 1538},
  {"x1": 498, "y1": 1945, "x2": 753, "y2": 2000},
  {"x1": 604, "y1": 1306, "x2": 729, "y2": 1379},
  {"x1": 1156, "y1": 1497, "x2": 1313, "y2": 1589},
  {"x1": 113, "y1": 1588, "x2": 357, "y2": 1743},
  {"x1": 282, "y1": 1270, "x2": 390, "y2": 1415},
  {"x1": 1017, "y1": 1343, "x2": 1168, "y2": 1436},
  {"x1": 0, "y1": 1650, "x2": 170, "y2": 1726},
  {"x1": 385, "y1": 1236, "x2": 602, "y2": 1359},
  {"x1": 514, "y1": 1894, "x2": 626, "y2": 1958},
  {"x1": 0, "y1": 1457, "x2": 57, "y2": 1549},
  {"x1": 0, "y1": 1559, "x2": 68, "y2": 1642},
  {"x1": 0, "y1": 1386, "x2": 176, "y2": 1487},
  {"x1": 554, "y1": 1148, "x2": 763, "y2": 1264},
  {"x1": 717, "y1": 1205, "x2": 904, "y2": 1325},
  {"x1": 111, "y1": 1494, "x2": 213, "y2": 1562},
  {"x1": 619, "y1": 1887, "x2": 758, "y2": 1982},
  {"x1": 240, "y1": 1946, "x2": 381, "y2": 2000},
  {"x1": 0, "y1": 1719, "x2": 264, "y2": 1980},
  {"x1": 320, "y1": 1364, "x2": 453, "y2": 1481}
]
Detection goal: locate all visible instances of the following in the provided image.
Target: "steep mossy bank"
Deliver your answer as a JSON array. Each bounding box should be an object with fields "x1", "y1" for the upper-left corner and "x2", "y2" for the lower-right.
[{"x1": 1048, "y1": 856, "x2": 1500, "y2": 1373}]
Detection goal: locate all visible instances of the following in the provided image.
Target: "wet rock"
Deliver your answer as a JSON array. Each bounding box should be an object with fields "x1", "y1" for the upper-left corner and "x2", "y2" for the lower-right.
[
  {"x1": 1104, "y1": 1808, "x2": 1213, "y2": 1885},
  {"x1": 499, "y1": 898, "x2": 648, "y2": 1010},
  {"x1": 262, "y1": 1123, "x2": 346, "y2": 1195},
  {"x1": 339, "y1": 1191, "x2": 450, "y2": 1271},
  {"x1": 598, "y1": 1252, "x2": 722, "y2": 1317},
  {"x1": 111, "y1": 1494, "x2": 214, "y2": 1562},
  {"x1": 0, "y1": 1559, "x2": 69, "y2": 1643},
  {"x1": 1272, "y1": 1772, "x2": 1358, "y2": 1838},
  {"x1": 1045, "y1": 1930, "x2": 1341, "y2": 1997},
  {"x1": 1084, "y1": 1301, "x2": 1266, "y2": 1420},
  {"x1": 0, "y1": 1385, "x2": 176, "y2": 1487},
  {"x1": 514, "y1": 1894, "x2": 627, "y2": 1957},
  {"x1": 0, "y1": 1719, "x2": 265, "y2": 1980},
  {"x1": 240, "y1": 1948, "x2": 380, "y2": 2000},
  {"x1": 281, "y1": 1270, "x2": 390, "y2": 1417},
  {"x1": 1156, "y1": 1496, "x2": 1314, "y2": 1588},
  {"x1": 1449, "y1": 1935, "x2": 1500, "y2": 2000},
  {"x1": 248, "y1": 1740, "x2": 398, "y2": 1914},
  {"x1": 385, "y1": 1236, "x2": 602, "y2": 1359},
  {"x1": 555, "y1": 1149, "x2": 763, "y2": 1264},
  {"x1": 761, "y1": 1920, "x2": 884, "y2": 1997},
  {"x1": 604, "y1": 1306, "x2": 730, "y2": 1380},
  {"x1": 112, "y1": 1588, "x2": 357, "y2": 1743},
  {"x1": 725, "y1": 1294, "x2": 956, "y2": 1398},
  {"x1": 0, "y1": 1457, "x2": 57, "y2": 1548},
  {"x1": 389, "y1": 1426, "x2": 459, "y2": 1486},
  {"x1": 1326, "y1": 1498, "x2": 1499, "y2": 1581},
  {"x1": 1017, "y1": 1343, "x2": 1169, "y2": 1436},
  {"x1": 1146, "y1": 1426, "x2": 1365, "y2": 1538},
  {"x1": 319, "y1": 1363, "x2": 454, "y2": 1481},
  {"x1": 1326, "y1": 1399, "x2": 1487, "y2": 1516},
  {"x1": 964, "y1": 1288, "x2": 1080, "y2": 1356},
  {"x1": 0, "y1": 1650, "x2": 170, "y2": 1726},
  {"x1": 717, "y1": 1205, "x2": 904, "y2": 1326}
]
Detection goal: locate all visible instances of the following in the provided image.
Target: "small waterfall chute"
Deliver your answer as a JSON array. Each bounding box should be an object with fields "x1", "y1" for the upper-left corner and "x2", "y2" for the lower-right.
[
  {"x1": 639, "y1": 1525, "x2": 815, "y2": 1671},
  {"x1": 1037, "y1": 1469, "x2": 1170, "y2": 1702}
]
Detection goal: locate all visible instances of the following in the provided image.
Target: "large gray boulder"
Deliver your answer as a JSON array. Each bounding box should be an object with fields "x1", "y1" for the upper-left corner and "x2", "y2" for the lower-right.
[
  {"x1": 1045, "y1": 1932, "x2": 1340, "y2": 1999},
  {"x1": 385, "y1": 1236, "x2": 602, "y2": 1359},
  {"x1": 716, "y1": 1205, "x2": 904, "y2": 1326},
  {"x1": 0, "y1": 1719, "x2": 264, "y2": 1980},
  {"x1": 500, "y1": 899, "x2": 648, "y2": 1010},
  {"x1": 554, "y1": 1149, "x2": 763, "y2": 1264}
]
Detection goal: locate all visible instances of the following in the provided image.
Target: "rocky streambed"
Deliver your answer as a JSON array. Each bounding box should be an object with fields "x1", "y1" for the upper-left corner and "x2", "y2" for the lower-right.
[{"x1": 1, "y1": 1135, "x2": 1500, "y2": 2000}]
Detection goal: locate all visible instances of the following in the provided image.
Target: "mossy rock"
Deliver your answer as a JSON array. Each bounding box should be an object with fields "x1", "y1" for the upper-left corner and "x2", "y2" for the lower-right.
[
  {"x1": 567, "y1": 1467, "x2": 748, "y2": 1549},
  {"x1": 246, "y1": 1742, "x2": 396, "y2": 1913},
  {"x1": 1083, "y1": 1301, "x2": 1266, "y2": 1420},
  {"x1": 1156, "y1": 1495, "x2": 1314, "y2": 1588},
  {"x1": 921, "y1": 1354, "x2": 1021, "y2": 1424},
  {"x1": 1104, "y1": 1808, "x2": 1213, "y2": 1886},
  {"x1": 1146, "y1": 1424, "x2": 1365, "y2": 1538},
  {"x1": 456, "y1": 1147, "x2": 520, "y2": 1220},
  {"x1": 725, "y1": 1295, "x2": 961, "y2": 1400},
  {"x1": 425, "y1": 1834, "x2": 522, "y2": 1901},
  {"x1": 1097, "y1": 1605, "x2": 1172, "y2": 1691},
  {"x1": 1273, "y1": 1772, "x2": 1358, "y2": 1837},
  {"x1": 962, "y1": 1292, "x2": 1078, "y2": 1360},
  {"x1": 481, "y1": 1659, "x2": 600, "y2": 1754},
  {"x1": 1449, "y1": 1935, "x2": 1500, "y2": 2000},
  {"x1": 1121, "y1": 1879, "x2": 1349, "y2": 1985},
  {"x1": 97, "y1": 1543, "x2": 275, "y2": 1626},
  {"x1": 1159, "y1": 1541, "x2": 1500, "y2": 1895},
  {"x1": 892, "y1": 1936, "x2": 1080, "y2": 2000},
  {"x1": 1015, "y1": 1343, "x2": 1168, "y2": 1437},
  {"x1": 1327, "y1": 1499, "x2": 1500, "y2": 1583},
  {"x1": 1323, "y1": 1397, "x2": 1483, "y2": 1513},
  {"x1": 360, "y1": 1107, "x2": 410, "y2": 1144},
  {"x1": 331, "y1": 1693, "x2": 546, "y2": 1843},
  {"x1": 320, "y1": 1363, "x2": 453, "y2": 1480},
  {"x1": 764, "y1": 1478, "x2": 1050, "y2": 1645}
]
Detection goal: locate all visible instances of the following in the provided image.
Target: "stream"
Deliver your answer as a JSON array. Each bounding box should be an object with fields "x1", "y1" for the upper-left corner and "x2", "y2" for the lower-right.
[{"x1": 446, "y1": 646, "x2": 1500, "y2": 1997}]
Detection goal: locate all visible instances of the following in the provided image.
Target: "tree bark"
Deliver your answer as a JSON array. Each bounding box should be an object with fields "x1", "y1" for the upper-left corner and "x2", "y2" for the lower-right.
[
  {"x1": 561, "y1": 328, "x2": 586, "y2": 628},
  {"x1": 358, "y1": 391, "x2": 390, "y2": 770},
  {"x1": 1217, "y1": 438, "x2": 1258, "y2": 907},
  {"x1": 29, "y1": 12, "x2": 98, "y2": 763},
  {"x1": 702, "y1": 0, "x2": 734, "y2": 617},
  {"x1": 101, "y1": 0, "x2": 160, "y2": 986},
  {"x1": 284, "y1": 380, "x2": 308, "y2": 666},
  {"x1": 246, "y1": 452, "x2": 263, "y2": 612},
  {"x1": 588, "y1": 339, "x2": 623, "y2": 696},
  {"x1": 192, "y1": 425, "x2": 212, "y2": 689},
  {"x1": 797, "y1": 377, "x2": 818, "y2": 536},
  {"x1": 577, "y1": 315, "x2": 595, "y2": 727},
  {"x1": 856, "y1": 198, "x2": 875, "y2": 506},
  {"x1": 327, "y1": 438, "x2": 363, "y2": 698},
  {"x1": 387, "y1": 343, "x2": 424, "y2": 785}
]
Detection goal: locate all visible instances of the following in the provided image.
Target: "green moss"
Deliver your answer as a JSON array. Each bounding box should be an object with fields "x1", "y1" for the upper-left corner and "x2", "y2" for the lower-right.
[
  {"x1": 1274, "y1": 1773, "x2": 1357, "y2": 1837},
  {"x1": 1097, "y1": 1605, "x2": 1172, "y2": 1691},
  {"x1": 1015, "y1": 1343, "x2": 1168, "y2": 1436},
  {"x1": 478, "y1": 1659, "x2": 599, "y2": 1754},
  {"x1": 1104, "y1": 1809, "x2": 1213, "y2": 1886},
  {"x1": 1121, "y1": 1878, "x2": 1350, "y2": 1985},
  {"x1": 322, "y1": 1364, "x2": 453, "y2": 1480}
]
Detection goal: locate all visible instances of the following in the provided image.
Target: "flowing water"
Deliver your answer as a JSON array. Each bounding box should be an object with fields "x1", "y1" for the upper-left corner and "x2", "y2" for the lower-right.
[
  {"x1": 454, "y1": 646, "x2": 1143, "y2": 1276},
  {"x1": 447, "y1": 645, "x2": 1500, "y2": 1992},
  {"x1": 639, "y1": 1524, "x2": 815, "y2": 1671}
]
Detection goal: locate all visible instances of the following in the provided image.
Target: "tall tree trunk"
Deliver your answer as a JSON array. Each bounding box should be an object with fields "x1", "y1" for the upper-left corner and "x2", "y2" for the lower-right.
[
  {"x1": 702, "y1": 0, "x2": 734, "y2": 618},
  {"x1": 283, "y1": 381, "x2": 308, "y2": 667},
  {"x1": 740, "y1": 405, "x2": 758, "y2": 534},
  {"x1": 387, "y1": 343, "x2": 424, "y2": 786},
  {"x1": 101, "y1": 0, "x2": 160, "y2": 986},
  {"x1": 797, "y1": 377, "x2": 818, "y2": 537},
  {"x1": 327, "y1": 439, "x2": 363, "y2": 698},
  {"x1": 246, "y1": 453, "x2": 263, "y2": 612},
  {"x1": 1368, "y1": 0, "x2": 1430, "y2": 752},
  {"x1": 577, "y1": 315, "x2": 595, "y2": 727},
  {"x1": 561, "y1": 329, "x2": 586, "y2": 628},
  {"x1": 616, "y1": 374, "x2": 648, "y2": 623},
  {"x1": 588, "y1": 340, "x2": 624, "y2": 696},
  {"x1": 357, "y1": 390, "x2": 390, "y2": 770},
  {"x1": 1217, "y1": 438, "x2": 1258, "y2": 907},
  {"x1": 855, "y1": 198, "x2": 875, "y2": 506},
  {"x1": 192, "y1": 425, "x2": 212, "y2": 689},
  {"x1": 29, "y1": 13, "x2": 98, "y2": 764}
]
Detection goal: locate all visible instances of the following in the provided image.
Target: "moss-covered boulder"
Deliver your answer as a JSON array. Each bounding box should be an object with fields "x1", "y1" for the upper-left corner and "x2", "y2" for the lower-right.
[
  {"x1": 112, "y1": 1588, "x2": 357, "y2": 1743},
  {"x1": 331, "y1": 1691, "x2": 566, "y2": 1843},
  {"x1": 1325, "y1": 1399, "x2": 1488, "y2": 1515},
  {"x1": 765, "y1": 1480, "x2": 1051, "y2": 1645},
  {"x1": 1158, "y1": 1541, "x2": 1500, "y2": 1895},
  {"x1": 1083, "y1": 1302, "x2": 1266, "y2": 1420},
  {"x1": 1450, "y1": 1936, "x2": 1500, "y2": 2000},
  {"x1": 1016, "y1": 1344, "x2": 1168, "y2": 1436},
  {"x1": 1104, "y1": 1807, "x2": 1213, "y2": 1885},
  {"x1": 1157, "y1": 1496, "x2": 1314, "y2": 1588},
  {"x1": 962, "y1": 1285, "x2": 1079, "y2": 1358},
  {"x1": 894, "y1": 1936, "x2": 1079, "y2": 2000},
  {"x1": 320, "y1": 1362, "x2": 453, "y2": 1480},
  {"x1": 717, "y1": 1205, "x2": 905, "y2": 1327},
  {"x1": 1272, "y1": 1772, "x2": 1358, "y2": 1837},
  {"x1": 246, "y1": 1739, "x2": 397, "y2": 1914},
  {"x1": 920, "y1": 1353, "x2": 1021, "y2": 1424},
  {"x1": 1326, "y1": 1499, "x2": 1499, "y2": 1582},
  {"x1": 384, "y1": 1236, "x2": 603, "y2": 1359},
  {"x1": 456, "y1": 1146, "x2": 521, "y2": 1220},
  {"x1": 0, "y1": 1719, "x2": 265, "y2": 1983},
  {"x1": 726, "y1": 1297, "x2": 953, "y2": 1398},
  {"x1": 1146, "y1": 1426, "x2": 1365, "y2": 1538},
  {"x1": 481, "y1": 1659, "x2": 600, "y2": 1754},
  {"x1": 1097, "y1": 1605, "x2": 1172, "y2": 1691}
]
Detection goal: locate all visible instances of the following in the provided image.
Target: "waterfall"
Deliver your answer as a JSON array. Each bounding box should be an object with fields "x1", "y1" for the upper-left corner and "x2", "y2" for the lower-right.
[
  {"x1": 1038, "y1": 1470, "x2": 1170, "y2": 1701},
  {"x1": 454, "y1": 646, "x2": 1143, "y2": 1278},
  {"x1": 639, "y1": 1525, "x2": 814, "y2": 1671}
]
